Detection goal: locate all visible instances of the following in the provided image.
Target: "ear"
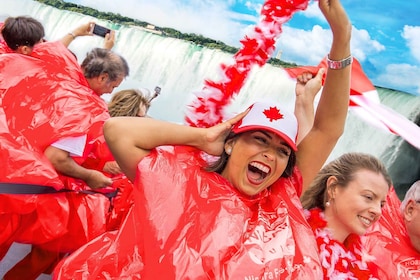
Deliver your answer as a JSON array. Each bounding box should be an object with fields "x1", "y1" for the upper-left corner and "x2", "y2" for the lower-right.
[
  {"x1": 224, "y1": 138, "x2": 235, "y2": 155},
  {"x1": 98, "y1": 73, "x2": 109, "y2": 82},
  {"x1": 326, "y1": 176, "x2": 338, "y2": 199},
  {"x1": 403, "y1": 200, "x2": 417, "y2": 222},
  {"x1": 17, "y1": 45, "x2": 31, "y2": 55}
]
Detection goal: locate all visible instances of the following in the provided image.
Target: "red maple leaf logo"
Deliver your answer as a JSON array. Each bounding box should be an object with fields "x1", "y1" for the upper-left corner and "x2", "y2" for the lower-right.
[{"x1": 263, "y1": 106, "x2": 284, "y2": 122}]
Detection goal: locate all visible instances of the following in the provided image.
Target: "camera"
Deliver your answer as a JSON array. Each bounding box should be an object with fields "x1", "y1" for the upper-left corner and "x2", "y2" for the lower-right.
[
  {"x1": 154, "y1": 86, "x2": 161, "y2": 95},
  {"x1": 92, "y1": 24, "x2": 111, "y2": 37}
]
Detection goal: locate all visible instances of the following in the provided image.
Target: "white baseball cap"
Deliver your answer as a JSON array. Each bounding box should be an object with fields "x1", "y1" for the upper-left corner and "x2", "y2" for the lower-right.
[{"x1": 232, "y1": 101, "x2": 298, "y2": 151}]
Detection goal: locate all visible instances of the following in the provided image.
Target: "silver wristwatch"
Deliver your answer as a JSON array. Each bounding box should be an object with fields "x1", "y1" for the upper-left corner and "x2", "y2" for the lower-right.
[{"x1": 327, "y1": 55, "x2": 353, "y2": 70}]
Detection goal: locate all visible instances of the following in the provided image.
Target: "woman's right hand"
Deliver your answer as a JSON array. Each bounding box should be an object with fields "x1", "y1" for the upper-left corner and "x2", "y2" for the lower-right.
[{"x1": 200, "y1": 109, "x2": 249, "y2": 156}]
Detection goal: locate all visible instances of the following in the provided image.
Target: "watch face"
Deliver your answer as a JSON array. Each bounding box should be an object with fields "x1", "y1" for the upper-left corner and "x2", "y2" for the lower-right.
[
  {"x1": 328, "y1": 61, "x2": 341, "y2": 69},
  {"x1": 327, "y1": 55, "x2": 352, "y2": 69}
]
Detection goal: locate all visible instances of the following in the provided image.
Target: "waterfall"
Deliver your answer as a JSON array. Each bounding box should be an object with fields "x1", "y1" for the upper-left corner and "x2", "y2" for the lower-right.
[{"x1": 2, "y1": 0, "x2": 419, "y2": 196}]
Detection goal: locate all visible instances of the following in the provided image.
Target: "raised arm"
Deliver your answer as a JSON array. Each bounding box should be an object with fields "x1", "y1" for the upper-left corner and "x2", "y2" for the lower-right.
[
  {"x1": 104, "y1": 112, "x2": 247, "y2": 182},
  {"x1": 297, "y1": 0, "x2": 352, "y2": 193},
  {"x1": 60, "y1": 22, "x2": 94, "y2": 47},
  {"x1": 294, "y1": 68, "x2": 324, "y2": 144}
]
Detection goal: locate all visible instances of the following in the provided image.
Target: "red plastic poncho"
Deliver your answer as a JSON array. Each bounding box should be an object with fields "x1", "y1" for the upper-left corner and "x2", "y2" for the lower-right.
[
  {"x1": 0, "y1": 40, "x2": 13, "y2": 54},
  {"x1": 364, "y1": 187, "x2": 420, "y2": 279},
  {"x1": 0, "y1": 41, "x2": 110, "y2": 256},
  {"x1": 82, "y1": 133, "x2": 135, "y2": 231},
  {"x1": 55, "y1": 146, "x2": 322, "y2": 279}
]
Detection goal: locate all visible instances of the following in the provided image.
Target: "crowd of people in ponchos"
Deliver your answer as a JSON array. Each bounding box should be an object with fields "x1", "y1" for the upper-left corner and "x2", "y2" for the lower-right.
[{"x1": 0, "y1": 0, "x2": 419, "y2": 279}]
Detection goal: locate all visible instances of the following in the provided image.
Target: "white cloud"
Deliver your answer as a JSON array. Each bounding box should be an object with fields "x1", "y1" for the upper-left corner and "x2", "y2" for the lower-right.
[
  {"x1": 373, "y1": 25, "x2": 420, "y2": 95},
  {"x1": 350, "y1": 28, "x2": 385, "y2": 62},
  {"x1": 402, "y1": 25, "x2": 420, "y2": 63},
  {"x1": 244, "y1": 1, "x2": 262, "y2": 14},
  {"x1": 275, "y1": 24, "x2": 385, "y2": 67},
  {"x1": 376, "y1": 63, "x2": 420, "y2": 95},
  {"x1": 273, "y1": 0, "x2": 385, "y2": 67},
  {"x1": 275, "y1": 25, "x2": 331, "y2": 65},
  {"x1": 300, "y1": 1, "x2": 323, "y2": 20}
]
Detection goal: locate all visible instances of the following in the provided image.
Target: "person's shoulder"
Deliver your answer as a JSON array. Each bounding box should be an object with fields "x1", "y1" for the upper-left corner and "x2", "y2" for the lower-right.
[
  {"x1": 0, "y1": 40, "x2": 12, "y2": 54},
  {"x1": 31, "y1": 40, "x2": 67, "y2": 56}
]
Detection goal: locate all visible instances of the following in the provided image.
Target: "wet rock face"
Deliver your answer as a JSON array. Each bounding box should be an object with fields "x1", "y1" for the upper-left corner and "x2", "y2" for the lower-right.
[{"x1": 390, "y1": 112, "x2": 420, "y2": 199}]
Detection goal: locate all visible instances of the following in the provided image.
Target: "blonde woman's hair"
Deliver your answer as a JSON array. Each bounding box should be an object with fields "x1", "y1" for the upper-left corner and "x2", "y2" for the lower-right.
[
  {"x1": 108, "y1": 89, "x2": 151, "y2": 117},
  {"x1": 300, "y1": 152, "x2": 392, "y2": 210}
]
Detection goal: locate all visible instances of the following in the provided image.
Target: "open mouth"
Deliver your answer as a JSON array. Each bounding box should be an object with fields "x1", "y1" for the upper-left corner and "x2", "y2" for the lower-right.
[{"x1": 247, "y1": 162, "x2": 270, "y2": 184}]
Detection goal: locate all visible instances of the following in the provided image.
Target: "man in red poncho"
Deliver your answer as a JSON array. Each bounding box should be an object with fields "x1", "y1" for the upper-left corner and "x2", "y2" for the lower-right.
[
  {"x1": 0, "y1": 32, "x2": 129, "y2": 278},
  {"x1": 364, "y1": 181, "x2": 420, "y2": 279}
]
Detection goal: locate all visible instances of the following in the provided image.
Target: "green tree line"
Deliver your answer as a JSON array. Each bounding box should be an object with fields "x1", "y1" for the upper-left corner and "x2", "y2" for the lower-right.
[{"x1": 35, "y1": 0, "x2": 297, "y2": 68}]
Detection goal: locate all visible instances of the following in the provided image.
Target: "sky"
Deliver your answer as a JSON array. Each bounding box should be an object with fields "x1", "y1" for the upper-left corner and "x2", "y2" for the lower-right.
[{"x1": 64, "y1": 0, "x2": 420, "y2": 96}]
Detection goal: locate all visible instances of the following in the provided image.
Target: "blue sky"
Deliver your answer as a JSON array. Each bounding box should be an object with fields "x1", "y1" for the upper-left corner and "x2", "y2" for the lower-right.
[{"x1": 64, "y1": 0, "x2": 420, "y2": 96}]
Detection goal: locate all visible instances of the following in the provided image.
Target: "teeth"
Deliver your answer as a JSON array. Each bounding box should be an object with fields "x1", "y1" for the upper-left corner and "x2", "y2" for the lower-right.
[
  {"x1": 359, "y1": 216, "x2": 371, "y2": 226},
  {"x1": 249, "y1": 162, "x2": 269, "y2": 174}
]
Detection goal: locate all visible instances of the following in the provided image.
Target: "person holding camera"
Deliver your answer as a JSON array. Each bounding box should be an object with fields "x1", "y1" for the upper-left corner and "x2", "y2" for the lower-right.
[{"x1": 61, "y1": 21, "x2": 116, "y2": 50}]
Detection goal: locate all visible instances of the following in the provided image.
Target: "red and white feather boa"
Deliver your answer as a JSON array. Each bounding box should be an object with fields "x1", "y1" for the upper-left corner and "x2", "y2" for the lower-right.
[
  {"x1": 305, "y1": 208, "x2": 380, "y2": 280},
  {"x1": 185, "y1": 0, "x2": 309, "y2": 128}
]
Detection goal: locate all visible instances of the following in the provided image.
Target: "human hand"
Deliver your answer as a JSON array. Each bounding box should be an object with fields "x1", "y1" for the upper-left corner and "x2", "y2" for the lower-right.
[
  {"x1": 85, "y1": 169, "x2": 113, "y2": 189},
  {"x1": 319, "y1": 0, "x2": 351, "y2": 39},
  {"x1": 103, "y1": 160, "x2": 122, "y2": 175},
  {"x1": 200, "y1": 109, "x2": 249, "y2": 156},
  {"x1": 295, "y1": 68, "x2": 325, "y2": 100},
  {"x1": 71, "y1": 21, "x2": 95, "y2": 38},
  {"x1": 103, "y1": 30, "x2": 115, "y2": 50}
]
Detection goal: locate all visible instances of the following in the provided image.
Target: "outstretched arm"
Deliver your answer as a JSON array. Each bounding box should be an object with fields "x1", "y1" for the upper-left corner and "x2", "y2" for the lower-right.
[
  {"x1": 60, "y1": 22, "x2": 94, "y2": 47},
  {"x1": 104, "y1": 112, "x2": 247, "y2": 182},
  {"x1": 297, "y1": 0, "x2": 352, "y2": 193},
  {"x1": 294, "y1": 68, "x2": 324, "y2": 144}
]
